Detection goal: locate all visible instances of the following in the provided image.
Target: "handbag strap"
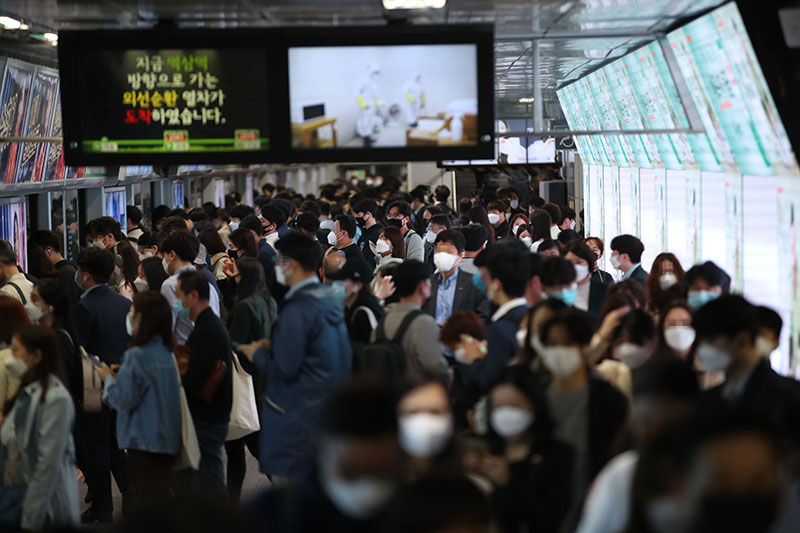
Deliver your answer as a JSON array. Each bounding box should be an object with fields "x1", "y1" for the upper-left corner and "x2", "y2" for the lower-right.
[{"x1": 354, "y1": 306, "x2": 378, "y2": 330}]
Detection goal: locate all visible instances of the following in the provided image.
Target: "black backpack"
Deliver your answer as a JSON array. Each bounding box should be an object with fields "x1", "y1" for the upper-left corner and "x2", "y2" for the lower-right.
[{"x1": 356, "y1": 310, "x2": 425, "y2": 381}]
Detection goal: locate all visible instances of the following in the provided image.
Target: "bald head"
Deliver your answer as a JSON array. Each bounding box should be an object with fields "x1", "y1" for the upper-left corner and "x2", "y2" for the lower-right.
[{"x1": 322, "y1": 251, "x2": 346, "y2": 283}]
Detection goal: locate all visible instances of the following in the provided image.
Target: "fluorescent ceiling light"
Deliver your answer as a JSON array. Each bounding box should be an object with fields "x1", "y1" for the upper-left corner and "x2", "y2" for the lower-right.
[
  {"x1": 19, "y1": 23, "x2": 28, "y2": 30},
  {"x1": 43, "y1": 32, "x2": 58, "y2": 42},
  {"x1": 519, "y1": 97, "x2": 535, "y2": 103},
  {"x1": 0, "y1": 16, "x2": 21, "y2": 29},
  {"x1": 383, "y1": 0, "x2": 446, "y2": 9}
]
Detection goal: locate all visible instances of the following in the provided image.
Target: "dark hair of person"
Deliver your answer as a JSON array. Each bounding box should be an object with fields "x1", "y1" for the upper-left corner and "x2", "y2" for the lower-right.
[
  {"x1": 585, "y1": 236, "x2": 605, "y2": 257},
  {"x1": 646, "y1": 252, "x2": 686, "y2": 314},
  {"x1": 295, "y1": 212, "x2": 320, "y2": 234},
  {"x1": 440, "y1": 310, "x2": 487, "y2": 345},
  {"x1": 434, "y1": 185, "x2": 450, "y2": 203},
  {"x1": 201, "y1": 202, "x2": 217, "y2": 219},
  {"x1": 92, "y1": 216, "x2": 122, "y2": 240},
  {"x1": 539, "y1": 256, "x2": 577, "y2": 287},
  {"x1": 458, "y1": 198, "x2": 472, "y2": 215},
  {"x1": 214, "y1": 208, "x2": 231, "y2": 224},
  {"x1": 234, "y1": 256, "x2": 268, "y2": 305},
  {"x1": 542, "y1": 203, "x2": 562, "y2": 225},
  {"x1": 693, "y1": 294, "x2": 759, "y2": 345},
  {"x1": 353, "y1": 199, "x2": 378, "y2": 218},
  {"x1": 486, "y1": 248, "x2": 529, "y2": 298},
  {"x1": 598, "y1": 291, "x2": 639, "y2": 327},
  {"x1": 434, "y1": 229, "x2": 466, "y2": 254},
  {"x1": 140, "y1": 256, "x2": 169, "y2": 291},
  {"x1": 528, "y1": 209, "x2": 553, "y2": 242},
  {"x1": 631, "y1": 352, "x2": 700, "y2": 401},
  {"x1": 517, "y1": 299, "x2": 568, "y2": 365},
  {"x1": 130, "y1": 291, "x2": 176, "y2": 352},
  {"x1": 613, "y1": 309, "x2": 656, "y2": 345},
  {"x1": 77, "y1": 247, "x2": 115, "y2": 284},
  {"x1": 178, "y1": 270, "x2": 210, "y2": 301},
  {"x1": 610, "y1": 234, "x2": 645, "y2": 264},
  {"x1": 152, "y1": 205, "x2": 171, "y2": 225},
  {"x1": 228, "y1": 228, "x2": 258, "y2": 258},
  {"x1": 556, "y1": 229, "x2": 581, "y2": 246},
  {"x1": 299, "y1": 201, "x2": 322, "y2": 218},
  {"x1": 274, "y1": 231, "x2": 322, "y2": 273},
  {"x1": 0, "y1": 295, "x2": 30, "y2": 345},
  {"x1": 757, "y1": 305, "x2": 783, "y2": 337},
  {"x1": 27, "y1": 243, "x2": 56, "y2": 278},
  {"x1": 8, "y1": 325, "x2": 65, "y2": 411},
  {"x1": 380, "y1": 227, "x2": 406, "y2": 259},
  {"x1": 537, "y1": 238, "x2": 561, "y2": 255},
  {"x1": 335, "y1": 215, "x2": 357, "y2": 239},
  {"x1": 684, "y1": 260, "x2": 731, "y2": 293},
  {"x1": 508, "y1": 213, "x2": 529, "y2": 238},
  {"x1": 35, "y1": 279, "x2": 79, "y2": 348},
  {"x1": 116, "y1": 240, "x2": 140, "y2": 291},
  {"x1": 468, "y1": 206, "x2": 495, "y2": 244},
  {"x1": 168, "y1": 208, "x2": 189, "y2": 220},
  {"x1": 318, "y1": 379, "x2": 398, "y2": 438},
  {"x1": 562, "y1": 241, "x2": 598, "y2": 271},
  {"x1": 198, "y1": 227, "x2": 227, "y2": 256},
  {"x1": 161, "y1": 215, "x2": 189, "y2": 234},
  {"x1": 540, "y1": 309, "x2": 594, "y2": 347},
  {"x1": 460, "y1": 223, "x2": 489, "y2": 253},
  {"x1": 392, "y1": 260, "x2": 432, "y2": 298},
  {"x1": 487, "y1": 365, "x2": 556, "y2": 446},
  {"x1": 161, "y1": 230, "x2": 199, "y2": 263},
  {"x1": 137, "y1": 231, "x2": 159, "y2": 249},
  {"x1": 272, "y1": 198, "x2": 295, "y2": 222},
  {"x1": 387, "y1": 200, "x2": 413, "y2": 219},
  {"x1": 29, "y1": 229, "x2": 61, "y2": 253},
  {"x1": 239, "y1": 214, "x2": 265, "y2": 238},
  {"x1": 561, "y1": 206, "x2": 576, "y2": 221},
  {"x1": 188, "y1": 207, "x2": 210, "y2": 224}
]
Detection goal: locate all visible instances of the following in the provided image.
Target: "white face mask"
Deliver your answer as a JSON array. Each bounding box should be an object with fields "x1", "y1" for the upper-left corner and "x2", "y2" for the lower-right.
[
  {"x1": 4, "y1": 356, "x2": 29, "y2": 380},
  {"x1": 490, "y1": 406, "x2": 534, "y2": 439},
  {"x1": 610, "y1": 254, "x2": 622, "y2": 270},
  {"x1": 615, "y1": 343, "x2": 652, "y2": 369},
  {"x1": 25, "y1": 302, "x2": 44, "y2": 323},
  {"x1": 322, "y1": 475, "x2": 396, "y2": 519},
  {"x1": 569, "y1": 220, "x2": 576, "y2": 230},
  {"x1": 425, "y1": 230, "x2": 437, "y2": 244},
  {"x1": 664, "y1": 326, "x2": 696, "y2": 352},
  {"x1": 90, "y1": 239, "x2": 106, "y2": 250},
  {"x1": 126, "y1": 312, "x2": 137, "y2": 337},
  {"x1": 162, "y1": 257, "x2": 171, "y2": 275},
  {"x1": 755, "y1": 336, "x2": 777, "y2": 358},
  {"x1": 515, "y1": 329, "x2": 527, "y2": 348},
  {"x1": 328, "y1": 231, "x2": 339, "y2": 247},
  {"x1": 140, "y1": 251, "x2": 154, "y2": 260},
  {"x1": 539, "y1": 345, "x2": 582, "y2": 378},
  {"x1": 511, "y1": 224, "x2": 522, "y2": 236},
  {"x1": 433, "y1": 252, "x2": 459, "y2": 273},
  {"x1": 520, "y1": 236, "x2": 533, "y2": 248},
  {"x1": 487, "y1": 213, "x2": 501, "y2": 225},
  {"x1": 574, "y1": 263, "x2": 590, "y2": 281},
  {"x1": 510, "y1": 200, "x2": 519, "y2": 209},
  {"x1": 695, "y1": 342, "x2": 731, "y2": 372},
  {"x1": 274, "y1": 264, "x2": 288, "y2": 286},
  {"x1": 659, "y1": 273, "x2": 678, "y2": 290},
  {"x1": 398, "y1": 413, "x2": 453, "y2": 458},
  {"x1": 228, "y1": 221, "x2": 240, "y2": 232},
  {"x1": 454, "y1": 347, "x2": 467, "y2": 364},
  {"x1": 375, "y1": 239, "x2": 391, "y2": 254}
]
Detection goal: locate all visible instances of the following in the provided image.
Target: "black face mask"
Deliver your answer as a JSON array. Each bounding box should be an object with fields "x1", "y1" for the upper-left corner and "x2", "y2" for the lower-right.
[
  {"x1": 386, "y1": 219, "x2": 403, "y2": 229},
  {"x1": 355, "y1": 216, "x2": 367, "y2": 228},
  {"x1": 228, "y1": 250, "x2": 238, "y2": 260},
  {"x1": 690, "y1": 493, "x2": 779, "y2": 533}
]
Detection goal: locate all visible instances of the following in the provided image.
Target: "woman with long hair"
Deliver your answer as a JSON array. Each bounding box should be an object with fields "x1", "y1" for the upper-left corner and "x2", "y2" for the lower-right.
[
  {"x1": 371, "y1": 226, "x2": 406, "y2": 293},
  {"x1": 0, "y1": 295, "x2": 30, "y2": 407},
  {"x1": 94, "y1": 292, "x2": 181, "y2": 512},
  {"x1": 645, "y1": 253, "x2": 685, "y2": 319},
  {"x1": 528, "y1": 210, "x2": 553, "y2": 252},
  {"x1": 0, "y1": 325, "x2": 80, "y2": 530},
  {"x1": 469, "y1": 205, "x2": 496, "y2": 244},
  {"x1": 138, "y1": 256, "x2": 169, "y2": 292}
]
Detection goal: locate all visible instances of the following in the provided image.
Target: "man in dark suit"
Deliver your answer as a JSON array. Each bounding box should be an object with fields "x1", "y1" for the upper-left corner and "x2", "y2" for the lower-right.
[
  {"x1": 72, "y1": 247, "x2": 131, "y2": 523},
  {"x1": 694, "y1": 295, "x2": 800, "y2": 447},
  {"x1": 423, "y1": 229, "x2": 489, "y2": 324},
  {"x1": 332, "y1": 215, "x2": 363, "y2": 263},
  {"x1": 610, "y1": 234, "x2": 648, "y2": 286},
  {"x1": 240, "y1": 213, "x2": 277, "y2": 291}
]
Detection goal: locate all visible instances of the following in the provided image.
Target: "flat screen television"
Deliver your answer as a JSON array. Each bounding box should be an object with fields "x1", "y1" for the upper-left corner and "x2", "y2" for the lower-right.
[
  {"x1": 281, "y1": 25, "x2": 494, "y2": 162},
  {"x1": 0, "y1": 198, "x2": 27, "y2": 272},
  {"x1": 58, "y1": 28, "x2": 273, "y2": 165}
]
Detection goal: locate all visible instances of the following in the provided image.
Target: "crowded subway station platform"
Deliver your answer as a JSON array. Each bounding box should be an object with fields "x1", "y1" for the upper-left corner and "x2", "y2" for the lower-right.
[{"x1": 0, "y1": 0, "x2": 799, "y2": 531}]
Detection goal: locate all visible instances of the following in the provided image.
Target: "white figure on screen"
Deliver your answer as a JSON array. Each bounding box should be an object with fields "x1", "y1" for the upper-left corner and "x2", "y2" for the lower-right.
[
  {"x1": 403, "y1": 72, "x2": 425, "y2": 127},
  {"x1": 354, "y1": 63, "x2": 383, "y2": 147}
]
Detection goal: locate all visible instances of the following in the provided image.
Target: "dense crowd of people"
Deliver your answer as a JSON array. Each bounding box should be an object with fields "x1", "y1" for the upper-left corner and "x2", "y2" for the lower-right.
[{"x1": 0, "y1": 176, "x2": 798, "y2": 533}]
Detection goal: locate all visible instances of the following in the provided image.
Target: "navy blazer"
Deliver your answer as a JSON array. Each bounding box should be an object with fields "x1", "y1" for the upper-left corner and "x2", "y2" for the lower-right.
[
  {"x1": 72, "y1": 284, "x2": 131, "y2": 365},
  {"x1": 627, "y1": 264, "x2": 649, "y2": 286},
  {"x1": 424, "y1": 269, "x2": 490, "y2": 321},
  {"x1": 456, "y1": 303, "x2": 528, "y2": 393}
]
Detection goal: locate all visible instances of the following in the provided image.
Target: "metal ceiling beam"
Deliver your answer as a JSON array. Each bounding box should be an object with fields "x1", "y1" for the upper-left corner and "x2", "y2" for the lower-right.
[
  {"x1": 495, "y1": 31, "x2": 654, "y2": 41},
  {"x1": 502, "y1": 128, "x2": 704, "y2": 136}
]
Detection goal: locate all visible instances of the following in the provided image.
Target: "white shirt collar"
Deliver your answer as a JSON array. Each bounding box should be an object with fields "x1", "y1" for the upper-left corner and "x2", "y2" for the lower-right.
[{"x1": 491, "y1": 297, "x2": 528, "y2": 322}]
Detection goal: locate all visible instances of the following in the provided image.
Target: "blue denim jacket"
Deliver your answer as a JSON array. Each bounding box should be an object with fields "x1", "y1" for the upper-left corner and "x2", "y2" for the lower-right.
[
  {"x1": 103, "y1": 338, "x2": 182, "y2": 454},
  {"x1": 0, "y1": 375, "x2": 80, "y2": 531}
]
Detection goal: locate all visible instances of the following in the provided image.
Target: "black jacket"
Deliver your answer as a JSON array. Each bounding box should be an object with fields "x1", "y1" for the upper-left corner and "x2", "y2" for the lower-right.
[
  {"x1": 587, "y1": 377, "x2": 629, "y2": 478},
  {"x1": 184, "y1": 308, "x2": 233, "y2": 424},
  {"x1": 491, "y1": 438, "x2": 575, "y2": 533},
  {"x1": 423, "y1": 269, "x2": 490, "y2": 322},
  {"x1": 587, "y1": 278, "x2": 609, "y2": 317},
  {"x1": 72, "y1": 284, "x2": 131, "y2": 365},
  {"x1": 591, "y1": 269, "x2": 614, "y2": 285},
  {"x1": 339, "y1": 243, "x2": 363, "y2": 264},
  {"x1": 357, "y1": 223, "x2": 384, "y2": 266},
  {"x1": 345, "y1": 292, "x2": 385, "y2": 345},
  {"x1": 54, "y1": 260, "x2": 81, "y2": 307}
]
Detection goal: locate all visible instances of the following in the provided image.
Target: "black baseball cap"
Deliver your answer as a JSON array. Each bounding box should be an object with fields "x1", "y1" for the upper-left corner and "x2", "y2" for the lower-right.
[{"x1": 328, "y1": 257, "x2": 374, "y2": 284}]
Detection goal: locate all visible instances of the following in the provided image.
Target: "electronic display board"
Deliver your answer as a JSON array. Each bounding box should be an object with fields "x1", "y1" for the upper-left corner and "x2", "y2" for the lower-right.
[
  {"x1": 20, "y1": 67, "x2": 60, "y2": 183},
  {"x1": 585, "y1": 69, "x2": 635, "y2": 167},
  {"x1": 667, "y1": 3, "x2": 798, "y2": 176},
  {"x1": 59, "y1": 29, "x2": 272, "y2": 165},
  {"x1": 575, "y1": 77, "x2": 616, "y2": 167},
  {"x1": 0, "y1": 199, "x2": 27, "y2": 273},
  {"x1": 0, "y1": 59, "x2": 35, "y2": 184}
]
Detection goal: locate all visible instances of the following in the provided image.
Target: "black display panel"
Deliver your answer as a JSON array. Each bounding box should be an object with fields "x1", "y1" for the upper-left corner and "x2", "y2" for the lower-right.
[
  {"x1": 277, "y1": 25, "x2": 494, "y2": 163},
  {"x1": 59, "y1": 29, "x2": 273, "y2": 165}
]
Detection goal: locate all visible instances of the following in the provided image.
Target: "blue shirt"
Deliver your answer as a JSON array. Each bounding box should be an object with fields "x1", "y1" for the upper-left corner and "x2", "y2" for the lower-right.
[
  {"x1": 285, "y1": 276, "x2": 319, "y2": 300},
  {"x1": 622, "y1": 264, "x2": 641, "y2": 281},
  {"x1": 161, "y1": 264, "x2": 220, "y2": 345},
  {"x1": 435, "y1": 270, "x2": 458, "y2": 325}
]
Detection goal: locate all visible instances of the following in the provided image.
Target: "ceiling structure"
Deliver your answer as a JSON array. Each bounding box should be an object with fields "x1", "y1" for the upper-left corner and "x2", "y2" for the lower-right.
[{"x1": 0, "y1": 0, "x2": 726, "y2": 125}]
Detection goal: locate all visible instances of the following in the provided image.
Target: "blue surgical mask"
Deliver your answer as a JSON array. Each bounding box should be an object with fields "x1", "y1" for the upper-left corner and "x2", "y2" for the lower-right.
[
  {"x1": 354, "y1": 226, "x2": 362, "y2": 243},
  {"x1": 74, "y1": 271, "x2": 82, "y2": 288},
  {"x1": 550, "y1": 287, "x2": 578, "y2": 307},
  {"x1": 172, "y1": 298, "x2": 190, "y2": 319},
  {"x1": 472, "y1": 272, "x2": 487, "y2": 292},
  {"x1": 687, "y1": 289, "x2": 719, "y2": 310},
  {"x1": 331, "y1": 280, "x2": 348, "y2": 300}
]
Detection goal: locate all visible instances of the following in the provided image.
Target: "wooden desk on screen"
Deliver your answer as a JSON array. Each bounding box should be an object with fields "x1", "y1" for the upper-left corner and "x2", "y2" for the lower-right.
[{"x1": 292, "y1": 118, "x2": 338, "y2": 148}]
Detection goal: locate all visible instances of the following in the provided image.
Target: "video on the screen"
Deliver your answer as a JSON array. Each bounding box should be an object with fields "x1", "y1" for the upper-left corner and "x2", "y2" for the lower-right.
[{"x1": 288, "y1": 44, "x2": 478, "y2": 149}]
